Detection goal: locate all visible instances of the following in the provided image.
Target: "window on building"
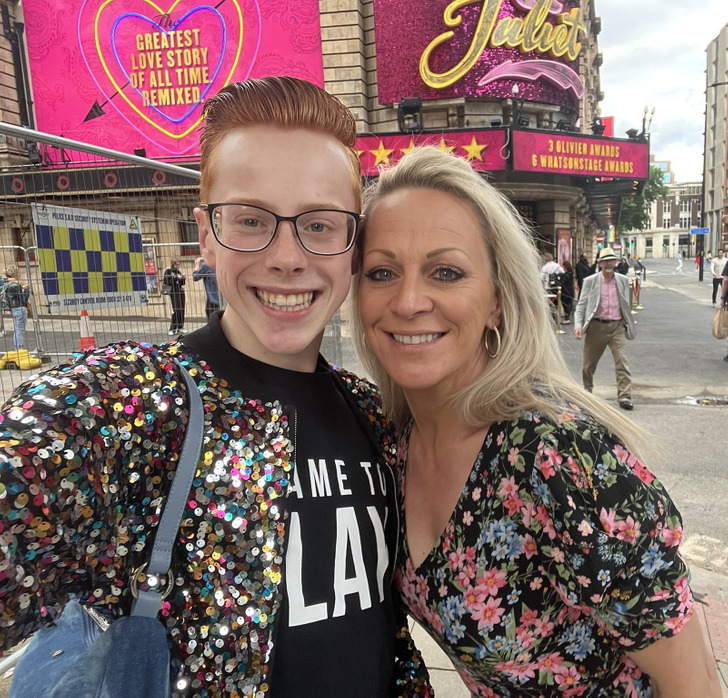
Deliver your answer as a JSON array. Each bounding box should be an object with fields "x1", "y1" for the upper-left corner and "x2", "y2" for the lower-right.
[
  {"x1": 663, "y1": 220, "x2": 671, "y2": 229},
  {"x1": 663, "y1": 200, "x2": 671, "y2": 216},
  {"x1": 662, "y1": 235, "x2": 670, "y2": 248},
  {"x1": 680, "y1": 199, "x2": 690, "y2": 213},
  {"x1": 645, "y1": 237, "x2": 653, "y2": 248},
  {"x1": 179, "y1": 221, "x2": 200, "y2": 256},
  {"x1": 679, "y1": 216, "x2": 690, "y2": 229}
]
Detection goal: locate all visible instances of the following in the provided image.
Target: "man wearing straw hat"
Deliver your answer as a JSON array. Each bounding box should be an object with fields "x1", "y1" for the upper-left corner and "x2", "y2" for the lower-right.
[{"x1": 574, "y1": 246, "x2": 636, "y2": 410}]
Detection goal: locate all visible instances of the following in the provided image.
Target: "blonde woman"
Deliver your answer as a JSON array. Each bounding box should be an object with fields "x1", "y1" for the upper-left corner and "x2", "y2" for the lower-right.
[
  {"x1": 352, "y1": 147, "x2": 720, "y2": 697},
  {"x1": 4, "y1": 265, "x2": 30, "y2": 350}
]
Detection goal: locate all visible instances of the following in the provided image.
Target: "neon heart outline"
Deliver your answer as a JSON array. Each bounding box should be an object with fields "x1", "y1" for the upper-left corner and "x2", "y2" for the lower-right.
[
  {"x1": 77, "y1": 0, "x2": 257, "y2": 147},
  {"x1": 111, "y1": 8, "x2": 227, "y2": 124}
]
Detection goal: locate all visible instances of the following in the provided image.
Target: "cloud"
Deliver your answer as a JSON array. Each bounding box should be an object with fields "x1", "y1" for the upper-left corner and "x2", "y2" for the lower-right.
[{"x1": 596, "y1": 1, "x2": 728, "y2": 181}]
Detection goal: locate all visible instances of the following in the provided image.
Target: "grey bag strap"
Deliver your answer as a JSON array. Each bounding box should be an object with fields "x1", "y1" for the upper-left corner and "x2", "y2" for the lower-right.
[{"x1": 131, "y1": 364, "x2": 204, "y2": 618}]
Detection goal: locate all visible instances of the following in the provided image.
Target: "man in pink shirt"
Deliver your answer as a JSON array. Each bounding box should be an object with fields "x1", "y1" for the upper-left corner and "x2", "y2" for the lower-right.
[{"x1": 573, "y1": 247, "x2": 636, "y2": 410}]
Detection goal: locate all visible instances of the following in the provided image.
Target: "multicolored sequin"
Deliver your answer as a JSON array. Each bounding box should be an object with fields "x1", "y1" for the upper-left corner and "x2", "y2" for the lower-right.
[{"x1": 0, "y1": 342, "x2": 430, "y2": 697}]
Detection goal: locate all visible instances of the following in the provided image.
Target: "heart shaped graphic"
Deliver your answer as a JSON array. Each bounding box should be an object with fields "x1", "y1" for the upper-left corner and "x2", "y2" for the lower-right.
[
  {"x1": 112, "y1": 9, "x2": 228, "y2": 124},
  {"x1": 77, "y1": 0, "x2": 260, "y2": 154}
]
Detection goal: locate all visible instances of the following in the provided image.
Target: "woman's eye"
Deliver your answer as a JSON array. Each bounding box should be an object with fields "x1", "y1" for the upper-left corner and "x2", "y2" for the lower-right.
[
  {"x1": 364, "y1": 267, "x2": 393, "y2": 282},
  {"x1": 435, "y1": 266, "x2": 464, "y2": 282}
]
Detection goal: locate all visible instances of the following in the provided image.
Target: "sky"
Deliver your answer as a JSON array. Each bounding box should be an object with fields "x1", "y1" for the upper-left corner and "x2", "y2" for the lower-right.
[{"x1": 596, "y1": 0, "x2": 728, "y2": 182}]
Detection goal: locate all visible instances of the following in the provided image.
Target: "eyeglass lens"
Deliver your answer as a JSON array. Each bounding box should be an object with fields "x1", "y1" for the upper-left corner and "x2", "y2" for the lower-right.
[{"x1": 211, "y1": 204, "x2": 356, "y2": 254}]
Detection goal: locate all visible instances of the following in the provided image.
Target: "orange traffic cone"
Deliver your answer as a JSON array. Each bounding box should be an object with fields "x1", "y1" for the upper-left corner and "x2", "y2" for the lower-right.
[{"x1": 79, "y1": 310, "x2": 96, "y2": 350}]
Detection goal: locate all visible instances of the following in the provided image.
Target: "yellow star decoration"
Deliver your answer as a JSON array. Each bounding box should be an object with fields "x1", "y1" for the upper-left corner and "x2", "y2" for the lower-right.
[
  {"x1": 437, "y1": 136, "x2": 455, "y2": 153},
  {"x1": 370, "y1": 140, "x2": 395, "y2": 167},
  {"x1": 356, "y1": 149, "x2": 364, "y2": 158},
  {"x1": 400, "y1": 139, "x2": 416, "y2": 156},
  {"x1": 462, "y1": 136, "x2": 488, "y2": 162}
]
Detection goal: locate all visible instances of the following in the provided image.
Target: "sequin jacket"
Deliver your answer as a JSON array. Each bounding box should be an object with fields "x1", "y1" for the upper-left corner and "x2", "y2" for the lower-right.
[{"x1": 0, "y1": 341, "x2": 431, "y2": 697}]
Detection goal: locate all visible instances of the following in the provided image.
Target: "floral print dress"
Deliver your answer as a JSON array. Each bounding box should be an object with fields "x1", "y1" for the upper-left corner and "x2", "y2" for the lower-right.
[{"x1": 395, "y1": 407, "x2": 692, "y2": 697}]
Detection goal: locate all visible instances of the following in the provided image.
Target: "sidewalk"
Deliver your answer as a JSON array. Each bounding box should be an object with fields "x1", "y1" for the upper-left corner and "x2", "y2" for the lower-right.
[{"x1": 416, "y1": 563, "x2": 728, "y2": 695}]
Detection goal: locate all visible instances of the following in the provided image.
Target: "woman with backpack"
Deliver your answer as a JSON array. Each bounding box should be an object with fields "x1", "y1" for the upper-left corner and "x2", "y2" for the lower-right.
[{"x1": 3, "y1": 265, "x2": 30, "y2": 350}]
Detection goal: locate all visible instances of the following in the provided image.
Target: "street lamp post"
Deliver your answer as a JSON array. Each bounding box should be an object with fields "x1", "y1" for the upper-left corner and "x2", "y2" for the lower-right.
[{"x1": 701, "y1": 79, "x2": 728, "y2": 268}]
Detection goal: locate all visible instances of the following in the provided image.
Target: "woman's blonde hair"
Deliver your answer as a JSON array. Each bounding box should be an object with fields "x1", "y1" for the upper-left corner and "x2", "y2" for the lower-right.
[
  {"x1": 5, "y1": 265, "x2": 19, "y2": 279},
  {"x1": 351, "y1": 147, "x2": 648, "y2": 458},
  {"x1": 198, "y1": 77, "x2": 361, "y2": 207}
]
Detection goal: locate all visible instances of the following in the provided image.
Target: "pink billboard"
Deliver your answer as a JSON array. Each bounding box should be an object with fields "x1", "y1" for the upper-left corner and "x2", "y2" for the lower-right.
[
  {"x1": 22, "y1": 0, "x2": 324, "y2": 159},
  {"x1": 373, "y1": 0, "x2": 586, "y2": 111},
  {"x1": 512, "y1": 131, "x2": 650, "y2": 179},
  {"x1": 356, "y1": 130, "x2": 508, "y2": 176}
]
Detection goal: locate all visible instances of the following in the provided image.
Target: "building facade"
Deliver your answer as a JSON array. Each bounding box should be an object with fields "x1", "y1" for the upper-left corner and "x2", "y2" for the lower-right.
[
  {"x1": 0, "y1": 0, "x2": 650, "y2": 293},
  {"x1": 703, "y1": 22, "x2": 728, "y2": 255},
  {"x1": 622, "y1": 181, "x2": 702, "y2": 260}
]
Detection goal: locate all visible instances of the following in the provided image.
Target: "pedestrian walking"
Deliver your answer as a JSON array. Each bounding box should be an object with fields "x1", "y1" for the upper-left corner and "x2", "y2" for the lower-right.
[
  {"x1": 574, "y1": 246, "x2": 636, "y2": 410},
  {"x1": 575, "y1": 251, "x2": 593, "y2": 295},
  {"x1": 559, "y1": 258, "x2": 575, "y2": 323},
  {"x1": 192, "y1": 256, "x2": 220, "y2": 319},
  {"x1": 676, "y1": 250, "x2": 683, "y2": 273},
  {"x1": 163, "y1": 259, "x2": 186, "y2": 334},
  {"x1": 616, "y1": 255, "x2": 630, "y2": 275},
  {"x1": 0, "y1": 76, "x2": 429, "y2": 698},
  {"x1": 3, "y1": 265, "x2": 30, "y2": 350},
  {"x1": 711, "y1": 249, "x2": 727, "y2": 305}
]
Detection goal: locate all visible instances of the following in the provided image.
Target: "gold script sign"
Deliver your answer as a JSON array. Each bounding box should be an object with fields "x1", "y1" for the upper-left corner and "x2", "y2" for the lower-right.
[{"x1": 419, "y1": 0, "x2": 587, "y2": 89}]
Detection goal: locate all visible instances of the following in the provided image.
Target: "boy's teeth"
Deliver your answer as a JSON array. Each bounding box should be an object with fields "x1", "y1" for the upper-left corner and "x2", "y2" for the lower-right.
[
  {"x1": 392, "y1": 333, "x2": 442, "y2": 345},
  {"x1": 258, "y1": 290, "x2": 313, "y2": 311}
]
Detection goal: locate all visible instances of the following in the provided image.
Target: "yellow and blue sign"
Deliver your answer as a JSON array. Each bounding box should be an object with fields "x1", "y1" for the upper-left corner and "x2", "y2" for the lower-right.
[{"x1": 31, "y1": 203, "x2": 147, "y2": 314}]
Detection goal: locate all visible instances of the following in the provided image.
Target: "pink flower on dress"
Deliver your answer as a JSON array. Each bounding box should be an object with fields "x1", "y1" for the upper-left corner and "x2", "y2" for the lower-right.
[
  {"x1": 498, "y1": 475, "x2": 518, "y2": 498},
  {"x1": 550, "y1": 546, "x2": 565, "y2": 563},
  {"x1": 649, "y1": 589, "x2": 670, "y2": 602},
  {"x1": 532, "y1": 614, "x2": 555, "y2": 637},
  {"x1": 462, "y1": 510, "x2": 474, "y2": 526},
  {"x1": 599, "y1": 507, "x2": 616, "y2": 535},
  {"x1": 519, "y1": 608, "x2": 539, "y2": 626},
  {"x1": 530, "y1": 576, "x2": 543, "y2": 590},
  {"x1": 577, "y1": 519, "x2": 593, "y2": 536},
  {"x1": 554, "y1": 665, "x2": 581, "y2": 688},
  {"x1": 471, "y1": 595, "x2": 505, "y2": 631},
  {"x1": 662, "y1": 526, "x2": 683, "y2": 547},
  {"x1": 504, "y1": 493, "x2": 524, "y2": 516},
  {"x1": 630, "y1": 459, "x2": 656, "y2": 485},
  {"x1": 448, "y1": 546, "x2": 468, "y2": 571},
  {"x1": 495, "y1": 659, "x2": 536, "y2": 682},
  {"x1": 613, "y1": 515, "x2": 640, "y2": 543},
  {"x1": 675, "y1": 576, "x2": 692, "y2": 613},
  {"x1": 476, "y1": 567, "x2": 508, "y2": 596},
  {"x1": 507, "y1": 447, "x2": 520, "y2": 466},
  {"x1": 472, "y1": 486, "x2": 482, "y2": 502},
  {"x1": 522, "y1": 533, "x2": 537, "y2": 559},
  {"x1": 535, "y1": 651, "x2": 564, "y2": 672},
  {"x1": 521, "y1": 500, "x2": 537, "y2": 526}
]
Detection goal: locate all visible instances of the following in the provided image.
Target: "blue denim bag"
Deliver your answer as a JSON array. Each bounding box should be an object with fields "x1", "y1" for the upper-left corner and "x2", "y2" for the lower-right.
[{"x1": 8, "y1": 364, "x2": 203, "y2": 698}]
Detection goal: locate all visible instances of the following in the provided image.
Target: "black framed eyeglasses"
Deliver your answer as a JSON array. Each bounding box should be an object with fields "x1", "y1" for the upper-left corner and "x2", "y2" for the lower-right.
[{"x1": 200, "y1": 203, "x2": 362, "y2": 256}]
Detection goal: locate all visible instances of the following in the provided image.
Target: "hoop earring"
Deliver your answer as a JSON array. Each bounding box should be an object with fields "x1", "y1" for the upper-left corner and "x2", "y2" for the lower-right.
[{"x1": 485, "y1": 326, "x2": 501, "y2": 359}]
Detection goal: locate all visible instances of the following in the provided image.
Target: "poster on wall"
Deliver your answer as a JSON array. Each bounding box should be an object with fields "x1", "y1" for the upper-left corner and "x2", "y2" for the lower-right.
[
  {"x1": 557, "y1": 228, "x2": 571, "y2": 266},
  {"x1": 22, "y1": 0, "x2": 325, "y2": 159},
  {"x1": 373, "y1": 0, "x2": 586, "y2": 111},
  {"x1": 31, "y1": 203, "x2": 148, "y2": 314}
]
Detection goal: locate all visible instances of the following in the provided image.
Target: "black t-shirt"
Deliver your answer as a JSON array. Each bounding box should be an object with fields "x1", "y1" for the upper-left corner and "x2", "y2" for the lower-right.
[{"x1": 183, "y1": 315, "x2": 397, "y2": 697}]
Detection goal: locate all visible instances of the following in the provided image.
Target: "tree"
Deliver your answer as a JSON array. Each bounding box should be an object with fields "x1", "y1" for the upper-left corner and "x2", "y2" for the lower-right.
[{"x1": 616, "y1": 165, "x2": 668, "y2": 233}]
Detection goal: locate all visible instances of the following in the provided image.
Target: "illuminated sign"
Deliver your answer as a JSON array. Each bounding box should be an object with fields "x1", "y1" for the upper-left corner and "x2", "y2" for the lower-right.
[
  {"x1": 23, "y1": 0, "x2": 324, "y2": 159},
  {"x1": 511, "y1": 131, "x2": 649, "y2": 179},
  {"x1": 356, "y1": 131, "x2": 508, "y2": 176},
  {"x1": 373, "y1": 0, "x2": 585, "y2": 110}
]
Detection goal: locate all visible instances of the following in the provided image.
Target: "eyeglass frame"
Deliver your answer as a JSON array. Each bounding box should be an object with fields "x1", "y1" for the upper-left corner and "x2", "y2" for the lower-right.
[{"x1": 199, "y1": 202, "x2": 363, "y2": 256}]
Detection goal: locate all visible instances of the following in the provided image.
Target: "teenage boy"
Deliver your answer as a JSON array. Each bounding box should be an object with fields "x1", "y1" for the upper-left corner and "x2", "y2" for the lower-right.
[{"x1": 0, "y1": 77, "x2": 429, "y2": 697}]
